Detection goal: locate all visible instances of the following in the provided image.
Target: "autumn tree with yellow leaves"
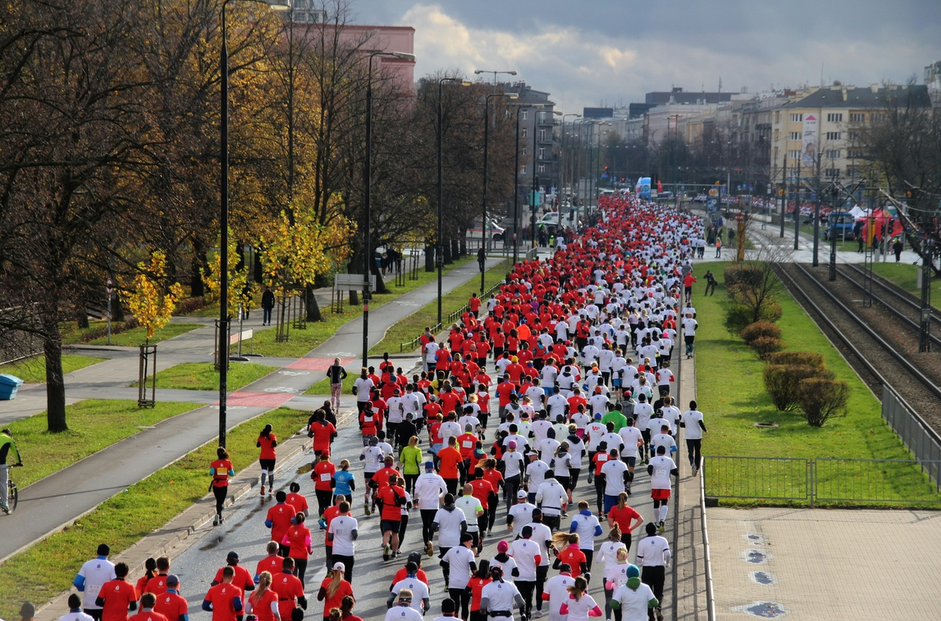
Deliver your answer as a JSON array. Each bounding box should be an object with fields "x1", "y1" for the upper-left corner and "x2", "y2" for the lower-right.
[{"x1": 124, "y1": 251, "x2": 185, "y2": 341}]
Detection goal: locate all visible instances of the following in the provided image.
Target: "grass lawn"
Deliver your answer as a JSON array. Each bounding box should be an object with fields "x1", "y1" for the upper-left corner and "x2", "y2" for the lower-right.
[
  {"x1": 61, "y1": 321, "x2": 202, "y2": 346},
  {"x1": 4, "y1": 400, "x2": 196, "y2": 489},
  {"x1": 0, "y1": 407, "x2": 306, "y2": 620},
  {"x1": 696, "y1": 262, "x2": 941, "y2": 507},
  {"x1": 871, "y1": 262, "x2": 941, "y2": 309},
  {"x1": 250, "y1": 256, "x2": 475, "y2": 359},
  {"x1": 129, "y1": 361, "x2": 277, "y2": 391},
  {"x1": 0, "y1": 354, "x2": 104, "y2": 383},
  {"x1": 368, "y1": 258, "x2": 509, "y2": 356}
]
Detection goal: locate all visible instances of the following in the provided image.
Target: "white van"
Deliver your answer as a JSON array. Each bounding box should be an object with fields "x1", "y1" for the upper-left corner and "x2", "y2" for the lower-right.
[{"x1": 468, "y1": 218, "x2": 506, "y2": 241}]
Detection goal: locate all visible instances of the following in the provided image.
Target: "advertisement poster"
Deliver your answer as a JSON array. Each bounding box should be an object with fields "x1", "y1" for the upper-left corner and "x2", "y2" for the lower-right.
[{"x1": 802, "y1": 114, "x2": 817, "y2": 168}]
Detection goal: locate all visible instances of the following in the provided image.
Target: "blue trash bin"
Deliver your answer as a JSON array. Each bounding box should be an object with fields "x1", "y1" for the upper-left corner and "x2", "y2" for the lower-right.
[{"x1": 0, "y1": 374, "x2": 24, "y2": 400}]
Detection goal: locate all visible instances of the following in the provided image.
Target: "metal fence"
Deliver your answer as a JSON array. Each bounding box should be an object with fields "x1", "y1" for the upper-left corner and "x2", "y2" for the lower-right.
[
  {"x1": 882, "y1": 385, "x2": 941, "y2": 487},
  {"x1": 705, "y1": 456, "x2": 941, "y2": 507}
]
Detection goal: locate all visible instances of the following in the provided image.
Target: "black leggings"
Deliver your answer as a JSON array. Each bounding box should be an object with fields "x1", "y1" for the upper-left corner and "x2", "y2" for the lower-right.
[
  {"x1": 569, "y1": 468, "x2": 581, "y2": 491},
  {"x1": 448, "y1": 587, "x2": 471, "y2": 619},
  {"x1": 516, "y1": 580, "x2": 536, "y2": 617},
  {"x1": 421, "y1": 509, "x2": 437, "y2": 544},
  {"x1": 315, "y1": 489, "x2": 332, "y2": 518},
  {"x1": 212, "y1": 485, "x2": 227, "y2": 515},
  {"x1": 293, "y1": 557, "x2": 309, "y2": 584},
  {"x1": 620, "y1": 531, "x2": 634, "y2": 551},
  {"x1": 687, "y1": 438, "x2": 702, "y2": 469},
  {"x1": 399, "y1": 515, "x2": 409, "y2": 546},
  {"x1": 594, "y1": 476, "x2": 605, "y2": 514},
  {"x1": 505, "y1": 475, "x2": 521, "y2": 511},
  {"x1": 405, "y1": 473, "x2": 418, "y2": 495}
]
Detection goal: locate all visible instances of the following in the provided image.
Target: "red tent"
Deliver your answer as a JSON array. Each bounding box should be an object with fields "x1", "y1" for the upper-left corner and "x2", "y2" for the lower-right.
[
  {"x1": 657, "y1": 179, "x2": 663, "y2": 194},
  {"x1": 859, "y1": 209, "x2": 903, "y2": 242}
]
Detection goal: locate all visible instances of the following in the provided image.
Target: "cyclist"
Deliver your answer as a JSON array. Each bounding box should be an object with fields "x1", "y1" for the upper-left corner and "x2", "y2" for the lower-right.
[{"x1": 1, "y1": 428, "x2": 23, "y2": 514}]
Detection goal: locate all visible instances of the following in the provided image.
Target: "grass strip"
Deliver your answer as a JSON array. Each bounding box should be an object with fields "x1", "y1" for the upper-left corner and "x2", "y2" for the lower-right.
[
  {"x1": 695, "y1": 261, "x2": 941, "y2": 507},
  {"x1": 367, "y1": 258, "x2": 509, "y2": 357},
  {"x1": 61, "y1": 322, "x2": 202, "y2": 347},
  {"x1": 0, "y1": 406, "x2": 305, "y2": 619},
  {"x1": 249, "y1": 257, "x2": 475, "y2": 359},
  {"x1": 4, "y1": 400, "x2": 196, "y2": 489},
  {"x1": 871, "y1": 262, "x2": 940, "y2": 308},
  {"x1": 305, "y1": 372, "x2": 358, "y2": 396},
  {"x1": 0, "y1": 354, "x2": 104, "y2": 384},
  {"x1": 129, "y1": 362, "x2": 277, "y2": 391}
]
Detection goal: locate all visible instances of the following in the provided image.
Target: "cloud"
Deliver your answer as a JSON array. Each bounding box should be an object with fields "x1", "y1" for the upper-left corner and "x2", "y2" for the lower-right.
[{"x1": 389, "y1": 1, "x2": 938, "y2": 112}]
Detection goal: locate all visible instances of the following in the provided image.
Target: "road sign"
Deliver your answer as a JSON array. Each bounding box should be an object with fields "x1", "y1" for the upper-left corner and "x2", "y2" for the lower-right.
[{"x1": 106, "y1": 278, "x2": 113, "y2": 296}]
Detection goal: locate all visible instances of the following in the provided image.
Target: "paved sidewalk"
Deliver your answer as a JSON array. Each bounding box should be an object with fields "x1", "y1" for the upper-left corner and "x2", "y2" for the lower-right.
[{"x1": 0, "y1": 256, "x2": 504, "y2": 563}]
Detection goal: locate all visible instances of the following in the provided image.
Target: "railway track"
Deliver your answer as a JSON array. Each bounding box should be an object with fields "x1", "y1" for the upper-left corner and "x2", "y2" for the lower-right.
[{"x1": 775, "y1": 262, "x2": 941, "y2": 435}]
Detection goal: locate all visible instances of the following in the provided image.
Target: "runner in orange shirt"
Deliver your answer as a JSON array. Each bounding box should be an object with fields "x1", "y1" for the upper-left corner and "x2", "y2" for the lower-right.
[
  {"x1": 96, "y1": 563, "x2": 138, "y2": 621},
  {"x1": 209, "y1": 447, "x2": 235, "y2": 526},
  {"x1": 201, "y1": 567, "x2": 244, "y2": 621},
  {"x1": 127, "y1": 595, "x2": 167, "y2": 621},
  {"x1": 436, "y1": 437, "x2": 464, "y2": 496}
]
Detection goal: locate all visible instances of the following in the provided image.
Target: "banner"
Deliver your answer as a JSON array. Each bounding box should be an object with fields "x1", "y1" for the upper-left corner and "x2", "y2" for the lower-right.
[{"x1": 801, "y1": 114, "x2": 817, "y2": 168}]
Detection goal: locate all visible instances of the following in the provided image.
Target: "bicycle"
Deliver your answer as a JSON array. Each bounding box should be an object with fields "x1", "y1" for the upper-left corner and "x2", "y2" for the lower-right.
[{"x1": 3, "y1": 464, "x2": 21, "y2": 514}]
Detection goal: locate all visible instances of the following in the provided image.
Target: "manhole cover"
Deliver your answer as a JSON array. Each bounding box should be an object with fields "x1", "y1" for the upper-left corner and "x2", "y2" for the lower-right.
[
  {"x1": 744, "y1": 549, "x2": 770, "y2": 564},
  {"x1": 751, "y1": 571, "x2": 776, "y2": 585},
  {"x1": 732, "y1": 602, "x2": 788, "y2": 618},
  {"x1": 753, "y1": 422, "x2": 779, "y2": 428},
  {"x1": 746, "y1": 534, "x2": 766, "y2": 545}
]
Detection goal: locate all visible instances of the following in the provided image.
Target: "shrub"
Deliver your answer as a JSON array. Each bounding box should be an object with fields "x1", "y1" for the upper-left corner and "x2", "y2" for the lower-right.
[
  {"x1": 77, "y1": 317, "x2": 140, "y2": 343},
  {"x1": 767, "y1": 351, "x2": 826, "y2": 369},
  {"x1": 750, "y1": 336, "x2": 783, "y2": 360},
  {"x1": 763, "y1": 364, "x2": 833, "y2": 411},
  {"x1": 724, "y1": 264, "x2": 763, "y2": 291},
  {"x1": 795, "y1": 377, "x2": 850, "y2": 427},
  {"x1": 741, "y1": 321, "x2": 782, "y2": 344},
  {"x1": 724, "y1": 301, "x2": 783, "y2": 337},
  {"x1": 175, "y1": 296, "x2": 207, "y2": 316}
]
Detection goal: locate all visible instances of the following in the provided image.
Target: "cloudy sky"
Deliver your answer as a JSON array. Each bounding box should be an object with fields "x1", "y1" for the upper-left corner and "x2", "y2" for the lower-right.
[{"x1": 346, "y1": 0, "x2": 939, "y2": 112}]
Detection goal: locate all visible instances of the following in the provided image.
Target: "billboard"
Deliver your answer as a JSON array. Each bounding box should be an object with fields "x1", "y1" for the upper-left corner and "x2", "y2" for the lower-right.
[{"x1": 801, "y1": 114, "x2": 817, "y2": 168}]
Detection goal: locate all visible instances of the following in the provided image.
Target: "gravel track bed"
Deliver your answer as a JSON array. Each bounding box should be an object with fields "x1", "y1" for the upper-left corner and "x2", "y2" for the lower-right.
[{"x1": 777, "y1": 262, "x2": 941, "y2": 435}]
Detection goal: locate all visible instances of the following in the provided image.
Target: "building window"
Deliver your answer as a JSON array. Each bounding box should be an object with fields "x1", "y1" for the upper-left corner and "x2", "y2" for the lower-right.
[
  {"x1": 788, "y1": 167, "x2": 800, "y2": 178},
  {"x1": 788, "y1": 150, "x2": 801, "y2": 160},
  {"x1": 521, "y1": 110, "x2": 528, "y2": 121},
  {"x1": 826, "y1": 149, "x2": 840, "y2": 159},
  {"x1": 849, "y1": 113, "x2": 865, "y2": 123},
  {"x1": 824, "y1": 168, "x2": 840, "y2": 178},
  {"x1": 826, "y1": 113, "x2": 843, "y2": 123},
  {"x1": 539, "y1": 129, "x2": 547, "y2": 142},
  {"x1": 521, "y1": 148, "x2": 528, "y2": 156},
  {"x1": 848, "y1": 131, "x2": 860, "y2": 141},
  {"x1": 790, "y1": 113, "x2": 803, "y2": 123},
  {"x1": 849, "y1": 168, "x2": 862, "y2": 178},
  {"x1": 871, "y1": 113, "x2": 885, "y2": 122},
  {"x1": 521, "y1": 165, "x2": 527, "y2": 175},
  {"x1": 538, "y1": 147, "x2": 545, "y2": 160},
  {"x1": 825, "y1": 131, "x2": 841, "y2": 141},
  {"x1": 538, "y1": 164, "x2": 545, "y2": 174},
  {"x1": 790, "y1": 132, "x2": 802, "y2": 141},
  {"x1": 847, "y1": 149, "x2": 864, "y2": 158}
]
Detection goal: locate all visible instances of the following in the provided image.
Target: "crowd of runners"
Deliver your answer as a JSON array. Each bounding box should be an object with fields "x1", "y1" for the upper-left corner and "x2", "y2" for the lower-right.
[{"x1": 52, "y1": 196, "x2": 709, "y2": 621}]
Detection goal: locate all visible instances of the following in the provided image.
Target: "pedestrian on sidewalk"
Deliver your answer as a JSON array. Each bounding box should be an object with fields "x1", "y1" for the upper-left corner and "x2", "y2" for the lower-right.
[
  {"x1": 714, "y1": 237, "x2": 722, "y2": 258},
  {"x1": 209, "y1": 447, "x2": 235, "y2": 526},
  {"x1": 1, "y1": 428, "x2": 22, "y2": 514},
  {"x1": 262, "y1": 286, "x2": 275, "y2": 326},
  {"x1": 257, "y1": 424, "x2": 278, "y2": 496},
  {"x1": 326, "y1": 359, "x2": 347, "y2": 413}
]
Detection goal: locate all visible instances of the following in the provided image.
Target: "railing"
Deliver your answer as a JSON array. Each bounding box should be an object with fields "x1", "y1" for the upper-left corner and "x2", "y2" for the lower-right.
[
  {"x1": 882, "y1": 385, "x2": 941, "y2": 487},
  {"x1": 704, "y1": 456, "x2": 941, "y2": 507},
  {"x1": 699, "y1": 463, "x2": 717, "y2": 621}
]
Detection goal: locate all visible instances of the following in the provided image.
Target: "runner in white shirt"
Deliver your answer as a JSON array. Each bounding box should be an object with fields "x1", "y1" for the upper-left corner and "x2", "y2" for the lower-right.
[
  {"x1": 681, "y1": 400, "x2": 707, "y2": 472},
  {"x1": 647, "y1": 446, "x2": 679, "y2": 531},
  {"x1": 442, "y1": 534, "x2": 477, "y2": 618},
  {"x1": 389, "y1": 566, "x2": 431, "y2": 614},
  {"x1": 650, "y1": 425, "x2": 677, "y2": 460},
  {"x1": 659, "y1": 396, "x2": 681, "y2": 435},
  {"x1": 610, "y1": 564, "x2": 659, "y2": 621},
  {"x1": 617, "y1": 417, "x2": 643, "y2": 492},
  {"x1": 59, "y1": 595, "x2": 95, "y2": 621},
  {"x1": 524, "y1": 453, "x2": 550, "y2": 503},
  {"x1": 506, "y1": 492, "x2": 536, "y2": 537},
  {"x1": 634, "y1": 522, "x2": 671, "y2": 620},
  {"x1": 507, "y1": 527, "x2": 542, "y2": 617},
  {"x1": 479, "y1": 566, "x2": 525, "y2": 621},
  {"x1": 354, "y1": 371, "x2": 375, "y2": 412},
  {"x1": 414, "y1": 462, "x2": 448, "y2": 555},
  {"x1": 546, "y1": 389, "x2": 568, "y2": 420},
  {"x1": 326, "y1": 505, "x2": 358, "y2": 577},
  {"x1": 542, "y1": 569, "x2": 575, "y2": 621},
  {"x1": 600, "y1": 450, "x2": 629, "y2": 514},
  {"x1": 569, "y1": 500, "x2": 603, "y2": 566},
  {"x1": 423, "y1": 340, "x2": 439, "y2": 373},
  {"x1": 73, "y1": 545, "x2": 116, "y2": 615}
]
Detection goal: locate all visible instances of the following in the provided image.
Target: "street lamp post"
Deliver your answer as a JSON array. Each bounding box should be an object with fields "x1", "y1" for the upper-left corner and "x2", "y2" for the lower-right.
[
  {"x1": 437, "y1": 77, "x2": 469, "y2": 326},
  {"x1": 219, "y1": 0, "x2": 290, "y2": 448},
  {"x1": 364, "y1": 50, "x2": 415, "y2": 368},
  {"x1": 481, "y1": 91, "x2": 518, "y2": 293},
  {"x1": 559, "y1": 114, "x2": 581, "y2": 232}
]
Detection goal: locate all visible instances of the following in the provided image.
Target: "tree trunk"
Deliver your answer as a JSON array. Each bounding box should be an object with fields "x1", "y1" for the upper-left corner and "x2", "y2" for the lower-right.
[
  {"x1": 190, "y1": 240, "x2": 207, "y2": 297},
  {"x1": 76, "y1": 306, "x2": 89, "y2": 329},
  {"x1": 369, "y1": 254, "x2": 390, "y2": 294},
  {"x1": 253, "y1": 251, "x2": 263, "y2": 284},
  {"x1": 425, "y1": 244, "x2": 435, "y2": 272},
  {"x1": 112, "y1": 297, "x2": 126, "y2": 322},
  {"x1": 305, "y1": 284, "x2": 323, "y2": 322},
  {"x1": 444, "y1": 239, "x2": 453, "y2": 264},
  {"x1": 42, "y1": 310, "x2": 68, "y2": 432}
]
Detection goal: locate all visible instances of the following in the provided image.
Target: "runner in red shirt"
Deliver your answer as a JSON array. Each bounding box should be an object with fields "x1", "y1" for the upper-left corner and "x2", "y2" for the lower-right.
[
  {"x1": 436, "y1": 437, "x2": 464, "y2": 496},
  {"x1": 211, "y1": 551, "x2": 255, "y2": 595},
  {"x1": 96, "y1": 562, "x2": 138, "y2": 621},
  {"x1": 606, "y1": 492, "x2": 644, "y2": 551},
  {"x1": 257, "y1": 424, "x2": 278, "y2": 496},
  {"x1": 285, "y1": 482, "x2": 310, "y2": 520},
  {"x1": 309, "y1": 411, "x2": 337, "y2": 457},
  {"x1": 202, "y1": 567, "x2": 244, "y2": 621},
  {"x1": 271, "y1": 560, "x2": 305, "y2": 621},
  {"x1": 265, "y1": 492, "x2": 297, "y2": 557},
  {"x1": 209, "y1": 447, "x2": 235, "y2": 526},
  {"x1": 378, "y1": 475, "x2": 407, "y2": 559},
  {"x1": 254, "y1": 542, "x2": 282, "y2": 584},
  {"x1": 245, "y1": 573, "x2": 280, "y2": 621},
  {"x1": 153, "y1": 576, "x2": 187, "y2": 621},
  {"x1": 312, "y1": 454, "x2": 337, "y2": 520},
  {"x1": 282, "y1": 514, "x2": 313, "y2": 584},
  {"x1": 143, "y1": 557, "x2": 171, "y2": 597}
]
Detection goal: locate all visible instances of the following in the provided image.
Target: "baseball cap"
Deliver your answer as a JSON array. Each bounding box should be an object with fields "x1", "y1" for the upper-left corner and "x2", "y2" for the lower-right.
[
  {"x1": 517, "y1": 490, "x2": 527, "y2": 499},
  {"x1": 226, "y1": 551, "x2": 239, "y2": 561},
  {"x1": 408, "y1": 552, "x2": 422, "y2": 563},
  {"x1": 425, "y1": 461, "x2": 435, "y2": 470},
  {"x1": 333, "y1": 562, "x2": 346, "y2": 572},
  {"x1": 166, "y1": 575, "x2": 180, "y2": 586}
]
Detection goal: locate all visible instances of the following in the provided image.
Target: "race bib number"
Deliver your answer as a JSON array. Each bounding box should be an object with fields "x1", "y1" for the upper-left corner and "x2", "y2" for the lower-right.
[
  {"x1": 462, "y1": 441, "x2": 473, "y2": 449},
  {"x1": 320, "y1": 473, "x2": 331, "y2": 482}
]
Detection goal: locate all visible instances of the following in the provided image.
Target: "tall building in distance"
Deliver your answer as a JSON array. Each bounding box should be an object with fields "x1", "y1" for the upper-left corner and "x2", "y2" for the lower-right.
[{"x1": 501, "y1": 82, "x2": 556, "y2": 216}]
